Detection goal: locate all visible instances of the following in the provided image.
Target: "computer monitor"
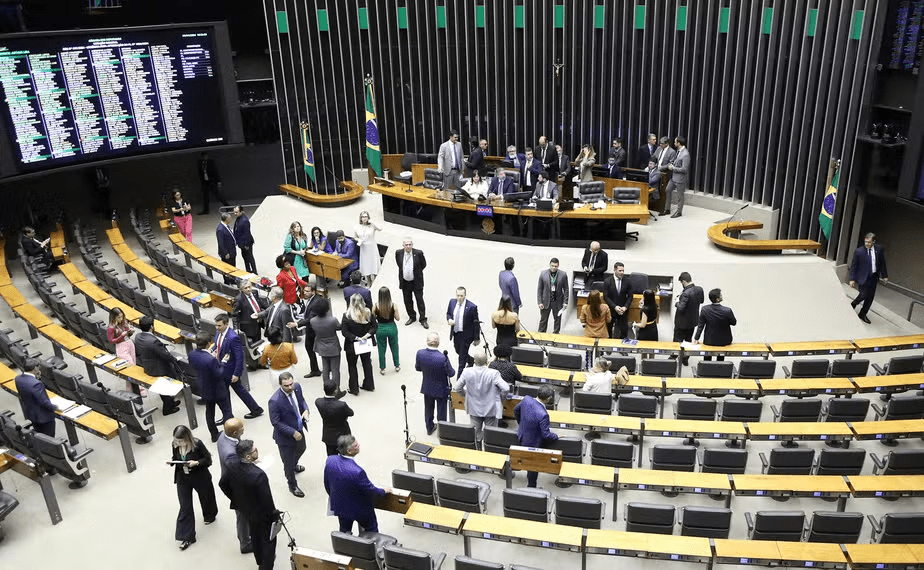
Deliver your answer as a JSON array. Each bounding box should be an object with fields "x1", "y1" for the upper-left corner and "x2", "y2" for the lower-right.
[{"x1": 504, "y1": 190, "x2": 534, "y2": 204}]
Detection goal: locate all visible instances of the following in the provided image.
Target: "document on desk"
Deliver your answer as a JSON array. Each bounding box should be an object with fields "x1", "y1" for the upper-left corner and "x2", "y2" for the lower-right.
[
  {"x1": 93, "y1": 354, "x2": 117, "y2": 366},
  {"x1": 63, "y1": 405, "x2": 92, "y2": 420},
  {"x1": 680, "y1": 341, "x2": 701, "y2": 349},
  {"x1": 149, "y1": 377, "x2": 183, "y2": 397},
  {"x1": 50, "y1": 396, "x2": 76, "y2": 412}
]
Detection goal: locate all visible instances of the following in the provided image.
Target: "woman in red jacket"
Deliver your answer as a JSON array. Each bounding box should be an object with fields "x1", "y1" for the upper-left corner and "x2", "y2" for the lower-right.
[{"x1": 275, "y1": 254, "x2": 307, "y2": 305}]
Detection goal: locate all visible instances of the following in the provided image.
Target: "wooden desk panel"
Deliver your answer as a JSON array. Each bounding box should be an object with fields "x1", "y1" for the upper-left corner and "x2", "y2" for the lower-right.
[
  {"x1": 199, "y1": 255, "x2": 239, "y2": 274},
  {"x1": 851, "y1": 419, "x2": 924, "y2": 440},
  {"x1": 547, "y1": 410, "x2": 641, "y2": 434},
  {"x1": 758, "y1": 377, "x2": 855, "y2": 396},
  {"x1": 847, "y1": 475, "x2": 924, "y2": 497},
  {"x1": 597, "y1": 338, "x2": 681, "y2": 355},
  {"x1": 519, "y1": 365, "x2": 573, "y2": 386},
  {"x1": 732, "y1": 474, "x2": 850, "y2": 496},
  {"x1": 769, "y1": 340, "x2": 857, "y2": 356},
  {"x1": 851, "y1": 373, "x2": 924, "y2": 394},
  {"x1": 645, "y1": 418, "x2": 747, "y2": 439},
  {"x1": 1, "y1": 379, "x2": 119, "y2": 439},
  {"x1": 845, "y1": 544, "x2": 924, "y2": 568},
  {"x1": 775, "y1": 542, "x2": 847, "y2": 567},
  {"x1": 708, "y1": 221, "x2": 821, "y2": 253},
  {"x1": 663, "y1": 377, "x2": 761, "y2": 397},
  {"x1": 617, "y1": 469, "x2": 731, "y2": 494},
  {"x1": 105, "y1": 227, "x2": 125, "y2": 245},
  {"x1": 746, "y1": 421, "x2": 853, "y2": 441},
  {"x1": 100, "y1": 298, "x2": 144, "y2": 321},
  {"x1": 556, "y1": 462, "x2": 616, "y2": 486},
  {"x1": 0, "y1": 284, "x2": 28, "y2": 308},
  {"x1": 426, "y1": 445, "x2": 508, "y2": 472},
  {"x1": 852, "y1": 334, "x2": 924, "y2": 353},
  {"x1": 403, "y1": 503, "x2": 466, "y2": 534},
  {"x1": 58, "y1": 263, "x2": 88, "y2": 285},
  {"x1": 462, "y1": 512, "x2": 584, "y2": 550},
  {"x1": 13, "y1": 304, "x2": 54, "y2": 328},
  {"x1": 617, "y1": 374, "x2": 663, "y2": 392},
  {"x1": 75, "y1": 280, "x2": 112, "y2": 302},
  {"x1": 112, "y1": 243, "x2": 138, "y2": 261},
  {"x1": 518, "y1": 330, "x2": 594, "y2": 350},
  {"x1": 126, "y1": 258, "x2": 162, "y2": 280},
  {"x1": 39, "y1": 324, "x2": 87, "y2": 351},
  {"x1": 682, "y1": 342, "x2": 770, "y2": 357},
  {"x1": 585, "y1": 529, "x2": 712, "y2": 561}
]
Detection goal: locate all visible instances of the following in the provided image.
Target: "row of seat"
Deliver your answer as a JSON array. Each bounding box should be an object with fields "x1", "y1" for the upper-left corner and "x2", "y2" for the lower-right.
[{"x1": 0, "y1": 410, "x2": 92, "y2": 489}]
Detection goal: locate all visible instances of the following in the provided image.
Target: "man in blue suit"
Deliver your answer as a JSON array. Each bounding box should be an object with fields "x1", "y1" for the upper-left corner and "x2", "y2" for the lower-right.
[
  {"x1": 498, "y1": 257, "x2": 521, "y2": 313},
  {"x1": 326, "y1": 230, "x2": 359, "y2": 286},
  {"x1": 447, "y1": 287, "x2": 481, "y2": 378},
  {"x1": 849, "y1": 232, "x2": 888, "y2": 324},
  {"x1": 216, "y1": 212, "x2": 237, "y2": 284},
  {"x1": 14, "y1": 358, "x2": 56, "y2": 437},
  {"x1": 212, "y1": 314, "x2": 263, "y2": 419},
  {"x1": 323, "y1": 435, "x2": 388, "y2": 533},
  {"x1": 189, "y1": 331, "x2": 231, "y2": 443},
  {"x1": 415, "y1": 332, "x2": 455, "y2": 435},
  {"x1": 487, "y1": 169, "x2": 517, "y2": 199},
  {"x1": 518, "y1": 148, "x2": 542, "y2": 195},
  {"x1": 268, "y1": 371, "x2": 309, "y2": 497},
  {"x1": 343, "y1": 270, "x2": 373, "y2": 308},
  {"x1": 514, "y1": 385, "x2": 559, "y2": 487},
  {"x1": 233, "y1": 206, "x2": 257, "y2": 274}
]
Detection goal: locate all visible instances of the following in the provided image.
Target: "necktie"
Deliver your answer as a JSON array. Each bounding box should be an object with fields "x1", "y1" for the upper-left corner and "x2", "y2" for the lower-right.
[
  {"x1": 248, "y1": 294, "x2": 259, "y2": 314},
  {"x1": 454, "y1": 144, "x2": 460, "y2": 169},
  {"x1": 217, "y1": 331, "x2": 225, "y2": 354},
  {"x1": 542, "y1": 182, "x2": 548, "y2": 198},
  {"x1": 289, "y1": 392, "x2": 302, "y2": 430},
  {"x1": 617, "y1": 278, "x2": 621, "y2": 293},
  {"x1": 269, "y1": 303, "x2": 280, "y2": 328},
  {"x1": 589, "y1": 253, "x2": 595, "y2": 271},
  {"x1": 454, "y1": 302, "x2": 464, "y2": 332},
  {"x1": 226, "y1": 224, "x2": 236, "y2": 245},
  {"x1": 541, "y1": 146, "x2": 547, "y2": 162}
]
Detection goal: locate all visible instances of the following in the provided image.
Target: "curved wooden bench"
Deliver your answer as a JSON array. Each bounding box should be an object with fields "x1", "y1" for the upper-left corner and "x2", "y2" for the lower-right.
[
  {"x1": 278, "y1": 180, "x2": 364, "y2": 205},
  {"x1": 708, "y1": 220, "x2": 821, "y2": 253}
]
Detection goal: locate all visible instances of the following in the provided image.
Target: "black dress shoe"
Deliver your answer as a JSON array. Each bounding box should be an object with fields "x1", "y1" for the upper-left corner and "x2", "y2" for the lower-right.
[
  {"x1": 135, "y1": 435, "x2": 152, "y2": 444},
  {"x1": 349, "y1": 390, "x2": 360, "y2": 396},
  {"x1": 204, "y1": 518, "x2": 216, "y2": 525},
  {"x1": 420, "y1": 319, "x2": 429, "y2": 329},
  {"x1": 244, "y1": 409, "x2": 264, "y2": 419},
  {"x1": 240, "y1": 545, "x2": 253, "y2": 554},
  {"x1": 304, "y1": 370, "x2": 322, "y2": 378},
  {"x1": 335, "y1": 390, "x2": 347, "y2": 399},
  {"x1": 671, "y1": 211, "x2": 683, "y2": 218},
  {"x1": 427, "y1": 425, "x2": 437, "y2": 436},
  {"x1": 211, "y1": 433, "x2": 220, "y2": 443},
  {"x1": 196, "y1": 398, "x2": 206, "y2": 406},
  {"x1": 214, "y1": 417, "x2": 229, "y2": 426},
  {"x1": 179, "y1": 539, "x2": 196, "y2": 551},
  {"x1": 405, "y1": 317, "x2": 416, "y2": 326},
  {"x1": 294, "y1": 464, "x2": 306, "y2": 473},
  {"x1": 163, "y1": 406, "x2": 180, "y2": 416},
  {"x1": 360, "y1": 385, "x2": 375, "y2": 392},
  {"x1": 859, "y1": 314, "x2": 871, "y2": 324},
  {"x1": 290, "y1": 487, "x2": 305, "y2": 498}
]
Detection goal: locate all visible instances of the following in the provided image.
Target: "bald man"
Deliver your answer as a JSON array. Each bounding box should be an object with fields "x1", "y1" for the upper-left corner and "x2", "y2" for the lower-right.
[
  {"x1": 581, "y1": 241, "x2": 609, "y2": 284},
  {"x1": 537, "y1": 135, "x2": 559, "y2": 179},
  {"x1": 217, "y1": 418, "x2": 252, "y2": 554}
]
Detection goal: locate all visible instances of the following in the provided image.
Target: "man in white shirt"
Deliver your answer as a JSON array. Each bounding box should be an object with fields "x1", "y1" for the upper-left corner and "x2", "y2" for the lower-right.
[{"x1": 395, "y1": 239, "x2": 428, "y2": 329}]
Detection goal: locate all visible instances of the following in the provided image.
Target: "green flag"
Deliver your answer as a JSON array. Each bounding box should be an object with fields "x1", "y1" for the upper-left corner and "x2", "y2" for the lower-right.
[
  {"x1": 818, "y1": 166, "x2": 838, "y2": 239},
  {"x1": 364, "y1": 80, "x2": 382, "y2": 176},
  {"x1": 300, "y1": 123, "x2": 316, "y2": 183}
]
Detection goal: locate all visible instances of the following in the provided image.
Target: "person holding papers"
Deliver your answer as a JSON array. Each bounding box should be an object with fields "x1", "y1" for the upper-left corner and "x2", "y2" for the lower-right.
[
  {"x1": 341, "y1": 294, "x2": 378, "y2": 395},
  {"x1": 169, "y1": 424, "x2": 218, "y2": 551}
]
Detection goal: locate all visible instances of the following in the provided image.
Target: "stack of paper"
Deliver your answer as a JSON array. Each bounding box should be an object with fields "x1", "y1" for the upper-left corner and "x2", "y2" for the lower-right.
[
  {"x1": 93, "y1": 354, "x2": 116, "y2": 365},
  {"x1": 63, "y1": 405, "x2": 92, "y2": 420}
]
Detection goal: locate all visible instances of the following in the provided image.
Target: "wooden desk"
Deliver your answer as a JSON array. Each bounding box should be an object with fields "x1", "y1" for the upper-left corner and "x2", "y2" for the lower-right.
[
  {"x1": 774, "y1": 542, "x2": 848, "y2": 569},
  {"x1": 746, "y1": 421, "x2": 853, "y2": 443},
  {"x1": 167, "y1": 234, "x2": 258, "y2": 282},
  {"x1": 758, "y1": 377, "x2": 856, "y2": 397},
  {"x1": 112, "y1": 243, "x2": 138, "y2": 261},
  {"x1": 0, "y1": 284, "x2": 28, "y2": 308},
  {"x1": 847, "y1": 475, "x2": 924, "y2": 498},
  {"x1": 461, "y1": 512, "x2": 584, "y2": 553},
  {"x1": 290, "y1": 548, "x2": 355, "y2": 570},
  {"x1": 681, "y1": 342, "x2": 770, "y2": 359},
  {"x1": 585, "y1": 529, "x2": 712, "y2": 563},
  {"x1": 404, "y1": 443, "x2": 510, "y2": 485},
  {"x1": 13, "y1": 303, "x2": 54, "y2": 331},
  {"x1": 199, "y1": 254, "x2": 240, "y2": 275},
  {"x1": 519, "y1": 365, "x2": 574, "y2": 387},
  {"x1": 278, "y1": 181, "x2": 364, "y2": 205},
  {"x1": 715, "y1": 540, "x2": 847, "y2": 568},
  {"x1": 851, "y1": 373, "x2": 924, "y2": 395},
  {"x1": 852, "y1": 333, "x2": 924, "y2": 353},
  {"x1": 596, "y1": 337, "x2": 681, "y2": 356},
  {"x1": 39, "y1": 323, "x2": 87, "y2": 356},
  {"x1": 403, "y1": 502, "x2": 466, "y2": 534},
  {"x1": 708, "y1": 220, "x2": 822, "y2": 253},
  {"x1": 662, "y1": 377, "x2": 761, "y2": 397},
  {"x1": 850, "y1": 418, "x2": 924, "y2": 441},
  {"x1": 306, "y1": 251, "x2": 355, "y2": 281},
  {"x1": 508, "y1": 446, "x2": 562, "y2": 475},
  {"x1": 105, "y1": 227, "x2": 125, "y2": 245},
  {"x1": 547, "y1": 410, "x2": 642, "y2": 436},
  {"x1": 732, "y1": 474, "x2": 851, "y2": 510},
  {"x1": 556, "y1": 462, "x2": 616, "y2": 488},
  {"x1": 616, "y1": 468, "x2": 732, "y2": 513},
  {"x1": 518, "y1": 330, "x2": 596, "y2": 350},
  {"x1": 769, "y1": 340, "x2": 857, "y2": 356},
  {"x1": 644, "y1": 418, "x2": 747, "y2": 442},
  {"x1": 0, "y1": 450, "x2": 61, "y2": 524},
  {"x1": 49, "y1": 224, "x2": 69, "y2": 263},
  {"x1": 845, "y1": 543, "x2": 924, "y2": 569}
]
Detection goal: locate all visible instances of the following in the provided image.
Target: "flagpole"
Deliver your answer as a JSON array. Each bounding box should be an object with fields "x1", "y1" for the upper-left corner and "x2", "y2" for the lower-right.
[{"x1": 818, "y1": 157, "x2": 840, "y2": 257}]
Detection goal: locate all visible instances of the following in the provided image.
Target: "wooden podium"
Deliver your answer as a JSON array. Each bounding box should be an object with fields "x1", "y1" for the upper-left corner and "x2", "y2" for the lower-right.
[
  {"x1": 306, "y1": 251, "x2": 355, "y2": 281},
  {"x1": 291, "y1": 547, "x2": 354, "y2": 570},
  {"x1": 508, "y1": 445, "x2": 563, "y2": 475},
  {"x1": 374, "y1": 489, "x2": 413, "y2": 514}
]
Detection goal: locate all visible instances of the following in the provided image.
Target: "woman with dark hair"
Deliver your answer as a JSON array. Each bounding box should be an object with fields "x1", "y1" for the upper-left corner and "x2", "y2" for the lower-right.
[
  {"x1": 310, "y1": 297, "x2": 345, "y2": 397},
  {"x1": 284, "y1": 221, "x2": 311, "y2": 280},
  {"x1": 107, "y1": 307, "x2": 136, "y2": 392},
  {"x1": 259, "y1": 328, "x2": 298, "y2": 381},
  {"x1": 579, "y1": 290, "x2": 611, "y2": 339},
  {"x1": 170, "y1": 189, "x2": 193, "y2": 241},
  {"x1": 634, "y1": 289, "x2": 660, "y2": 342},
  {"x1": 342, "y1": 294, "x2": 378, "y2": 395},
  {"x1": 309, "y1": 226, "x2": 328, "y2": 252},
  {"x1": 168, "y1": 424, "x2": 217, "y2": 551},
  {"x1": 491, "y1": 296, "x2": 520, "y2": 348},
  {"x1": 275, "y1": 254, "x2": 307, "y2": 306},
  {"x1": 373, "y1": 286, "x2": 400, "y2": 374}
]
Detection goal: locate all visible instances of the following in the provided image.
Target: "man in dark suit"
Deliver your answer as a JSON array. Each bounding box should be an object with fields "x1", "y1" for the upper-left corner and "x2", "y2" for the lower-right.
[
  {"x1": 189, "y1": 331, "x2": 231, "y2": 443},
  {"x1": 134, "y1": 316, "x2": 181, "y2": 415},
  {"x1": 324, "y1": 435, "x2": 388, "y2": 534},
  {"x1": 20, "y1": 226, "x2": 53, "y2": 266},
  {"x1": 447, "y1": 287, "x2": 481, "y2": 378},
  {"x1": 315, "y1": 379, "x2": 354, "y2": 456},
  {"x1": 326, "y1": 230, "x2": 359, "y2": 286},
  {"x1": 673, "y1": 272, "x2": 705, "y2": 365},
  {"x1": 694, "y1": 288, "x2": 737, "y2": 361},
  {"x1": 607, "y1": 137, "x2": 627, "y2": 178},
  {"x1": 530, "y1": 171, "x2": 559, "y2": 203},
  {"x1": 216, "y1": 418, "x2": 251, "y2": 554},
  {"x1": 396, "y1": 238, "x2": 428, "y2": 329},
  {"x1": 603, "y1": 262, "x2": 633, "y2": 339},
  {"x1": 219, "y1": 440, "x2": 278, "y2": 570},
  {"x1": 519, "y1": 148, "x2": 542, "y2": 195},
  {"x1": 233, "y1": 281, "x2": 269, "y2": 344},
  {"x1": 498, "y1": 257, "x2": 521, "y2": 313},
  {"x1": 415, "y1": 332, "x2": 455, "y2": 435},
  {"x1": 198, "y1": 151, "x2": 227, "y2": 215},
  {"x1": 232, "y1": 206, "x2": 257, "y2": 274},
  {"x1": 556, "y1": 144, "x2": 571, "y2": 180},
  {"x1": 514, "y1": 386, "x2": 559, "y2": 487},
  {"x1": 536, "y1": 135, "x2": 559, "y2": 179},
  {"x1": 15, "y1": 358, "x2": 56, "y2": 437},
  {"x1": 255, "y1": 287, "x2": 296, "y2": 343},
  {"x1": 465, "y1": 138, "x2": 487, "y2": 177},
  {"x1": 502, "y1": 145, "x2": 525, "y2": 169},
  {"x1": 487, "y1": 169, "x2": 517, "y2": 199},
  {"x1": 216, "y1": 213, "x2": 237, "y2": 284},
  {"x1": 295, "y1": 283, "x2": 323, "y2": 378},
  {"x1": 343, "y1": 270, "x2": 373, "y2": 308},
  {"x1": 636, "y1": 133, "x2": 658, "y2": 169},
  {"x1": 581, "y1": 241, "x2": 609, "y2": 284},
  {"x1": 537, "y1": 258, "x2": 569, "y2": 333},
  {"x1": 212, "y1": 314, "x2": 263, "y2": 419},
  {"x1": 849, "y1": 232, "x2": 888, "y2": 324},
  {"x1": 268, "y1": 371, "x2": 309, "y2": 497}
]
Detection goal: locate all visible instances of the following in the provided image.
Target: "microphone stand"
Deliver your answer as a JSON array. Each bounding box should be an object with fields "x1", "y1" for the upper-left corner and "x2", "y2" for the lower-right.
[
  {"x1": 400, "y1": 384, "x2": 410, "y2": 446},
  {"x1": 276, "y1": 511, "x2": 298, "y2": 551},
  {"x1": 725, "y1": 203, "x2": 749, "y2": 233},
  {"x1": 476, "y1": 320, "x2": 491, "y2": 360},
  {"x1": 518, "y1": 322, "x2": 549, "y2": 365}
]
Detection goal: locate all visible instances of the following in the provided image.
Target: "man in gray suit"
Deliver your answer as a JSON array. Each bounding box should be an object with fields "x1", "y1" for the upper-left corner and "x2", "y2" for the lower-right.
[
  {"x1": 217, "y1": 418, "x2": 252, "y2": 554},
  {"x1": 647, "y1": 136, "x2": 676, "y2": 196},
  {"x1": 664, "y1": 136, "x2": 690, "y2": 218},
  {"x1": 452, "y1": 352, "x2": 510, "y2": 447},
  {"x1": 530, "y1": 171, "x2": 558, "y2": 203},
  {"x1": 437, "y1": 130, "x2": 464, "y2": 190},
  {"x1": 537, "y1": 258, "x2": 569, "y2": 334}
]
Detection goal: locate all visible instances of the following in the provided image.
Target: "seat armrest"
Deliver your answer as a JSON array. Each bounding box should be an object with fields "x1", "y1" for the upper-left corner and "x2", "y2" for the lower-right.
[
  {"x1": 758, "y1": 452, "x2": 769, "y2": 472},
  {"x1": 870, "y1": 403, "x2": 885, "y2": 420},
  {"x1": 872, "y1": 363, "x2": 887, "y2": 376},
  {"x1": 137, "y1": 406, "x2": 158, "y2": 419},
  {"x1": 432, "y1": 552, "x2": 447, "y2": 570},
  {"x1": 869, "y1": 452, "x2": 884, "y2": 475},
  {"x1": 820, "y1": 401, "x2": 829, "y2": 418},
  {"x1": 867, "y1": 514, "x2": 881, "y2": 542},
  {"x1": 782, "y1": 365, "x2": 791, "y2": 378},
  {"x1": 770, "y1": 404, "x2": 781, "y2": 421},
  {"x1": 744, "y1": 511, "x2": 754, "y2": 533},
  {"x1": 70, "y1": 446, "x2": 94, "y2": 461}
]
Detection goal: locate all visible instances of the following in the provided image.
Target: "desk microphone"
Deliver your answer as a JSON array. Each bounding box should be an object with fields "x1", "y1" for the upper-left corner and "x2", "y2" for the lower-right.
[
  {"x1": 725, "y1": 204, "x2": 749, "y2": 230},
  {"x1": 519, "y1": 323, "x2": 550, "y2": 360}
]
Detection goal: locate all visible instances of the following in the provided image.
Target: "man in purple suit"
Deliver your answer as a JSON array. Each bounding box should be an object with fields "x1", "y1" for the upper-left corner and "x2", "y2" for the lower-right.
[
  {"x1": 323, "y1": 435, "x2": 389, "y2": 533},
  {"x1": 514, "y1": 385, "x2": 559, "y2": 487},
  {"x1": 498, "y1": 257, "x2": 522, "y2": 313},
  {"x1": 326, "y1": 230, "x2": 359, "y2": 287},
  {"x1": 212, "y1": 314, "x2": 263, "y2": 419},
  {"x1": 268, "y1": 372, "x2": 310, "y2": 498},
  {"x1": 189, "y1": 331, "x2": 231, "y2": 443},
  {"x1": 216, "y1": 212, "x2": 238, "y2": 285},
  {"x1": 446, "y1": 286, "x2": 481, "y2": 378},
  {"x1": 415, "y1": 332, "x2": 455, "y2": 435}
]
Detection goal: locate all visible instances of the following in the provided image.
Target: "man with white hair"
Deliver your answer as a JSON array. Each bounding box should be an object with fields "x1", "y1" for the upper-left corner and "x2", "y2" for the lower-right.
[
  {"x1": 415, "y1": 332, "x2": 455, "y2": 435},
  {"x1": 453, "y1": 352, "x2": 509, "y2": 447},
  {"x1": 253, "y1": 286, "x2": 296, "y2": 342}
]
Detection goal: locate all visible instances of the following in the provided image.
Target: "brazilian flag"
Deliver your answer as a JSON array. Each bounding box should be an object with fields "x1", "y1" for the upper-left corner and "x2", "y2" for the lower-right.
[
  {"x1": 300, "y1": 122, "x2": 316, "y2": 183},
  {"x1": 818, "y1": 166, "x2": 838, "y2": 239},
  {"x1": 364, "y1": 80, "x2": 382, "y2": 176}
]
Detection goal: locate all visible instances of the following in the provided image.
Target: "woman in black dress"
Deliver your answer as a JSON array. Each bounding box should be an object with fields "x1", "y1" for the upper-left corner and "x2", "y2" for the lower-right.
[
  {"x1": 342, "y1": 293, "x2": 378, "y2": 395},
  {"x1": 634, "y1": 289, "x2": 660, "y2": 342},
  {"x1": 169, "y1": 424, "x2": 217, "y2": 551},
  {"x1": 491, "y1": 296, "x2": 520, "y2": 348}
]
